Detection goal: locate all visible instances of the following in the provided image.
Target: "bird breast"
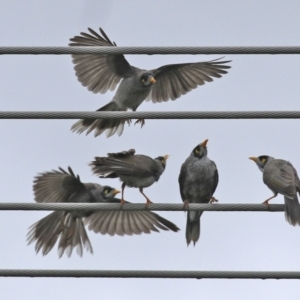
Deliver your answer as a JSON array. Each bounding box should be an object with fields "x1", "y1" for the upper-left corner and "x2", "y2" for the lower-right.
[
  {"x1": 119, "y1": 175, "x2": 156, "y2": 188},
  {"x1": 183, "y1": 157, "x2": 216, "y2": 200},
  {"x1": 114, "y1": 77, "x2": 152, "y2": 110}
]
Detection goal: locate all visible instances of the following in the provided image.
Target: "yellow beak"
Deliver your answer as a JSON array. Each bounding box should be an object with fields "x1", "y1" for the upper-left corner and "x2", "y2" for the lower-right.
[
  {"x1": 150, "y1": 76, "x2": 156, "y2": 84},
  {"x1": 113, "y1": 189, "x2": 121, "y2": 195},
  {"x1": 201, "y1": 139, "x2": 209, "y2": 148},
  {"x1": 163, "y1": 155, "x2": 170, "y2": 161},
  {"x1": 249, "y1": 157, "x2": 258, "y2": 162}
]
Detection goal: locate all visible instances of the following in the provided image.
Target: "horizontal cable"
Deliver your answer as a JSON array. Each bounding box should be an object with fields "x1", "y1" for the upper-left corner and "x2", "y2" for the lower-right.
[
  {"x1": 1, "y1": 111, "x2": 300, "y2": 120},
  {"x1": 1, "y1": 269, "x2": 299, "y2": 279},
  {"x1": 0, "y1": 203, "x2": 284, "y2": 212},
  {"x1": 1, "y1": 46, "x2": 300, "y2": 55}
]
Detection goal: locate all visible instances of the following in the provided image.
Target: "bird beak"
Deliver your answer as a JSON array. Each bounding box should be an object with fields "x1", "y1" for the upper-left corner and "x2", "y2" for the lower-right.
[
  {"x1": 200, "y1": 139, "x2": 209, "y2": 148},
  {"x1": 150, "y1": 76, "x2": 156, "y2": 84},
  {"x1": 113, "y1": 189, "x2": 121, "y2": 195},
  {"x1": 163, "y1": 155, "x2": 170, "y2": 161},
  {"x1": 249, "y1": 157, "x2": 258, "y2": 162}
]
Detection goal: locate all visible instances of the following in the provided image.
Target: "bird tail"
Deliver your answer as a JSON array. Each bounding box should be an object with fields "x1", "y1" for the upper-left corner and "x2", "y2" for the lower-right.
[
  {"x1": 284, "y1": 195, "x2": 300, "y2": 226},
  {"x1": 71, "y1": 102, "x2": 127, "y2": 138},
  {"x1": 185, "y1": 211, "x2": 202, "y2": 246},
  {"x1": 27, "y1": 211, "x2": 93, "y2": 257}
]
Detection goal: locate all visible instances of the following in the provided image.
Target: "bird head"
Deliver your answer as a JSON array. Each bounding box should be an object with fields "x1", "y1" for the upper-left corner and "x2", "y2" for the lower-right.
[
  {"x1": 192, "y1": 139, "x2": 208, "y2": 158},
  {"x1": 155, "y1": 155, "x2": 169, "y2": 169},
  {"x1": 101, "y1": 186, "x2": 120, "y2": 200},
  {"x1": 141, "y1": 72, "x2": 156, "y2": 86},
  {"x1": 249, "y1": 155, "x2": 272, "y2": 172}
]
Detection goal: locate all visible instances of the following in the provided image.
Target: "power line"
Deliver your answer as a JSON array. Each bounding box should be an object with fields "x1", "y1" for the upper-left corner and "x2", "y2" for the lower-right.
[
  {"x1": 1, "y1": 111, "x2": 300, "y2": 119},
  {"x1": 1, "y1": 46, "x2": 300, "y2": 55},
  {"x1": 0, "y1": 203, "x2": 285, "y2": 212},
  {"x1": 1, "y1": 269, "x2": 299, "y2": 279}
]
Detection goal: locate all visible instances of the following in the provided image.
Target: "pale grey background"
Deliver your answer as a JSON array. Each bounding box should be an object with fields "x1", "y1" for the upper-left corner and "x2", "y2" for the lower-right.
[{"x1": 1, "y1": 1, "x2": 300, "y2": 299}]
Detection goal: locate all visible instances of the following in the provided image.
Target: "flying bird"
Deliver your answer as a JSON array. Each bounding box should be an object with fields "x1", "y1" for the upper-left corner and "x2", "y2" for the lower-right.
[
  {"x1": 179, "y1": 139, "x2": 219, "y2": 246},
  {"x1": 90, "y1": 149, "x2": 169, "y2": 205},
  {"x1": 27, "y1": 166, "x2": 179, "y2": 258},
  {"x1": 249, "y1": 155, "x2": 300, "y2": 226},
  {"x1": 69, "y1": 27, "x2": 231, "y2": 137}
]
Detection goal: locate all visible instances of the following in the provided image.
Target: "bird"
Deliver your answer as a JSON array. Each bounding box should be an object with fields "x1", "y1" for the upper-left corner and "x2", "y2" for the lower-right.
[
  {"x1": 249, "y1": 155, "x2": 300, "y2": 226},
  {"x1": 90, "y1": 149, "x2": 169, "y2": 205},
  {"x1": 69, "y1": 27, "x2": 231, "y2": 137},
  {"x1": 27, "y1": 166, "x2": 179, "y2": 258},
  {"x1": 178, "y1": 139, "x2": 219, "y2": 246}
]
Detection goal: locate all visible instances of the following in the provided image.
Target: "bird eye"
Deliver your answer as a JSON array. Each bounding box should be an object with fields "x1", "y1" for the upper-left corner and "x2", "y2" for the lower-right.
[
  {"x1": 194, "y1": 148, "x2": 200, "y2": 154},
  {"x1": 141, "y1": 78, "x2": 145, "y2": 83},
  {"x1": 104, "y1": 189, "x2": 109, "y2": 194},
  {"x1": 261, "y1": 158, "x2": 266, "y2": 163}
]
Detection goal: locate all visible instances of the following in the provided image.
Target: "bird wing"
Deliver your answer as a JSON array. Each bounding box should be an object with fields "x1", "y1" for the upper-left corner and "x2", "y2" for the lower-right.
[
  {"x1": 84, "y1": 199, "x2": 179, "y2": 236},
  {"x1": 33, "y1": 167, "x2": 87, "y2": 203},
  {"x1": 91, "y1": 153, "x2": 156, "y2": 178},
  {"x1": 178, "y1": 163, "x2": 187, "y2": 201},
  {"x1": 211, "y1": 161, "x2": 219, "y2": 195},
  {"x1": 69, "y1": 27, "x2": 135, "y2": 94},
  {"x1": 263, "y1": 160, "x2": 296, "y2": 198},
  {"x1": 146, "y1": 58, "x2": 231, "y2": 103}
]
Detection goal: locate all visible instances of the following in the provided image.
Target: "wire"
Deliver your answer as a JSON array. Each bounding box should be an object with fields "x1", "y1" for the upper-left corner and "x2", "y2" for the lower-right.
[
  {"x1": 1, "y1": 46, "x2": 300, "y2": 55},
  {"x1": 0, "y1": 203, "x2": 285, "y2": 212},
  {"x1": 1, "y1": 111, "x2": 300, "y2": 119},
  {"x1": 1, "y1": 269, "x2": 299, "y2": 279}
]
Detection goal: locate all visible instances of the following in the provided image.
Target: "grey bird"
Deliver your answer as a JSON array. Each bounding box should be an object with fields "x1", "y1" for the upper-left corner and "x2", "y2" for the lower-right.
[
  {"x1": 27, "y1": 166, "x2": 179, "y2": 258},
  {"x1": 69, "y1": 27, "x2": 231, "y2": 137},
  {"x1": 90, "y1": 149, "x2": 169, "y2": 205},
  {"x1": 179, "y1": 139, "x2": 219, "y2": 246},
  {"x1": 249, "y1": 156, "x2": 300, "y2": 226}
]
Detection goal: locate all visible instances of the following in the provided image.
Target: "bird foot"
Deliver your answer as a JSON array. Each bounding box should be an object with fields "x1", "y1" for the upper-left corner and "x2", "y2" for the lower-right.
[
  {"x1": 145, "y1": 199, "x2": 153, "y2": 207},
  {"x1": 134, "y1": 119, "x2": 145, "y2": 128},
  {"x1": 262, "y1": 200, "x2": 270, "y2": 208},
  {"x1": 183, "y1": 199, "x2": 189, "y2": 210},
  {"x1": 120, "y1": 199, "x2": 126, "y2": 206},
  {"x1": 209, "y1": 197, "x2": 218, "y2": 204},
  {"x1": 126, "y1": 119, "x2": 132, "y2": 126}
]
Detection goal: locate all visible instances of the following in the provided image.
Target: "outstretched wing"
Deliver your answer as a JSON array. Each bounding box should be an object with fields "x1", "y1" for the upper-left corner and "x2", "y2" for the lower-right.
[
  {"x1": 33, "y1": 167, "x2": 86, "y2": 203},
  {"x1": 147, "y1": 58, "x2": 231, "y2": 103},
  {"x1": 69, "y1": 27, "x2": 135, "y2": 94},
  {"x1": 84, "y1": 199, "x2": 179, "y2": 236}
]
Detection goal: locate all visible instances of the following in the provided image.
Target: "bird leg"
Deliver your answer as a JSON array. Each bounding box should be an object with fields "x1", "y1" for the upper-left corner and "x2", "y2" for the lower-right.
[
  {"x1": 183, "y1": 199, "x2": 189, "y2": 210},
  {"x1": 209, "y1": 196, "x2": 218, "y2": 204},
  {"x1": 120, "y1": 182, "x2": 126, "y2": 206},
  {"x1": 139, "y1": 188, "x2": 152, "y2": 206},
  {"x1": 262, "y1": 194, "x2": 277, "y2": 207},
  {"x1": 134, "y1": 119, "x2": 145, "y2": 128}
]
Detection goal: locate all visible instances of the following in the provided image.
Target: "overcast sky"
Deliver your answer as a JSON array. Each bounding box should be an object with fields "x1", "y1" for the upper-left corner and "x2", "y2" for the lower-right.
[{"x1": 1, "y1": 1, "x2": 300, "y2": 299}]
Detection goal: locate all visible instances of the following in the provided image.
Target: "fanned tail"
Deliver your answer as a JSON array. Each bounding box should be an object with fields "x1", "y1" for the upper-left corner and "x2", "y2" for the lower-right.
[
  {"x1": 71, "y1": 102, "x2": 127, "y2": 138},
  {"x1": 27, "y1": 211, "x2": 93, "y2": 257}
]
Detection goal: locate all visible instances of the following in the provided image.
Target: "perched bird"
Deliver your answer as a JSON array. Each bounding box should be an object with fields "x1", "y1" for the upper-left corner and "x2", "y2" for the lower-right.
[
  {"x1": 90, "y1": 149, "x2": 169, "y2": 205},
  {"x1": 69, "y1": 27, "x2": 231, "y2": 137},
  {"x1": 179, "y1": 139, "x2": 219, "y2": 246},
  {"x1": 249, "y1": 156, "x2": 300, "y2": 226},
  {"x1": 27, "y1": 166, "x2": 179, "y2": 258}
]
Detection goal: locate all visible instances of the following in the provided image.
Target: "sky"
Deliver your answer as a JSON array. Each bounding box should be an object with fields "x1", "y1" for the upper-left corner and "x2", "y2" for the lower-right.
[{"x1": 1, "y1": 1, "x2": 300, "y2": 299}]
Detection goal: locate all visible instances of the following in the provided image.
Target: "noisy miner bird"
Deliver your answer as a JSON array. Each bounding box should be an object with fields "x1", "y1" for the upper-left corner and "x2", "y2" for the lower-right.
[
  {"x1": 90, "y1": 149, "x2": 169, "y2": 205},
  {"x1": 27, "y1": 166, "x2": 179, "y2": 258},
  {"x1": 249, "y1": 156, "x2": 300, "y2": 226},
  {"x1": 179, "y1": 139, "x2": 219, "y2": 246},
  {"x1": 69, "y1": 27, "x2": 231, "y2": 137}
]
